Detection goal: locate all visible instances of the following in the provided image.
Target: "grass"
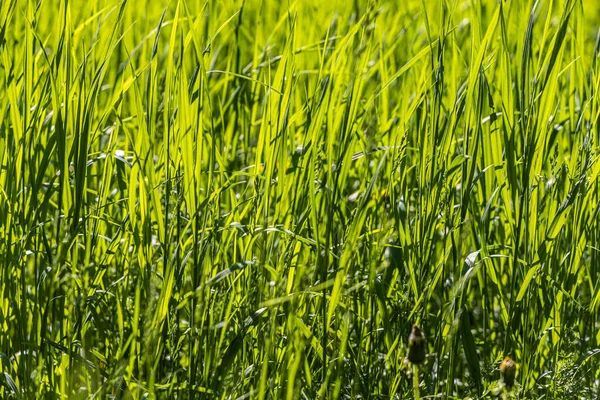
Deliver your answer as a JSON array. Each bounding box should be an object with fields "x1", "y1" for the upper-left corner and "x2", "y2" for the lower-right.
[{"x1": 1, "y1": 0, "x2": 600, "y2": 398}]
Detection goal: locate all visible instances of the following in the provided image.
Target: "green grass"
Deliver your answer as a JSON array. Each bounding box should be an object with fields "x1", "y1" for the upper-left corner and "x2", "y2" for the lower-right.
[{"x1": 1, "y1": 0, "x2": 600, "y2": 398}]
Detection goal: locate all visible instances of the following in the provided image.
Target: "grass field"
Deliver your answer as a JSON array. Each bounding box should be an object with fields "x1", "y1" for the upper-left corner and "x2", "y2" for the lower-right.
[{"x1": 1, "y1": 0, "x2": 600, "y2": 398}]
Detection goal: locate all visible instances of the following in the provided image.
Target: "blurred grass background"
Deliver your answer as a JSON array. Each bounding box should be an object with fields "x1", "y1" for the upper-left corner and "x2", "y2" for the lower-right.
[{"x1": 1, "y1": 0, "x2": 600, "y2": 398}]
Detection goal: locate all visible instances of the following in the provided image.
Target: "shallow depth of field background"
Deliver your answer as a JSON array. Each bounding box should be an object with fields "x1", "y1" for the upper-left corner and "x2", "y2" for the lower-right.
[{"x1": 1, "y1": 0, "x2": 600, "y2": 398}]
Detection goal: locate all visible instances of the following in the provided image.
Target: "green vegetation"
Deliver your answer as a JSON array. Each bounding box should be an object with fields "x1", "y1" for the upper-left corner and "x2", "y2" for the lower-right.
[{"x1": 1, "y1": 0, "x2": 600, "y2": 398}]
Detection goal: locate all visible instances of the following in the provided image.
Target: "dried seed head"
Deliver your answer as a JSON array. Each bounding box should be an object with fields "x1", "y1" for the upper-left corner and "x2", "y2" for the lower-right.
[
  {"x1": 408, "y1": 324, "x2": 426, "y2": 364},
  {"x1": 499, "y1": 356, "x2": 517, "y2": 388}
]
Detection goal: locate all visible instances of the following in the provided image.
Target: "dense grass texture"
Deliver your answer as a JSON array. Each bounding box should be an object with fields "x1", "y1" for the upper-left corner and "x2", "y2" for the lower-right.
[{"x1": 1, "y1": 0, "x2": 600, "y2": 398}]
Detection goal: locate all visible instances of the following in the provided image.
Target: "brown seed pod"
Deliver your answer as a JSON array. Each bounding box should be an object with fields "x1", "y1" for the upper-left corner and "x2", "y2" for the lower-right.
[
  {"x1": 499, "y1": 356, "x2": 517, "y2": 388},
  {"x1": 408, "y1": 324, "x2": 426, "y2": 364}
]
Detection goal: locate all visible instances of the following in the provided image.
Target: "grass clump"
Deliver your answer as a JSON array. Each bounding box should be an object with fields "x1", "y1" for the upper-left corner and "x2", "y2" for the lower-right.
[{"x1": 1, "y1": 0, "x2": 600, "y2": 398}]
